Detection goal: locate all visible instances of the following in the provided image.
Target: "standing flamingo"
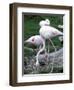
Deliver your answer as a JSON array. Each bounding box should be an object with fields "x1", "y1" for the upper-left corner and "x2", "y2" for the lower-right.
[
  {"x1": 39, "y1": 19, "x2": 63, "y2": 51},
  {"x1": 25, "y1": 35, "x2": 48, "y2": 66},
  {"x1": 39, "y1": 19, "x2": 63, "y2": 72}
]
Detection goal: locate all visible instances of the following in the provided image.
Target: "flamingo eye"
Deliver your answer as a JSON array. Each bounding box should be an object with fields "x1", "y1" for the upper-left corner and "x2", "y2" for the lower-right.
[{"x1": 32, "y1": 38, "x2": 34, "y2": 42}]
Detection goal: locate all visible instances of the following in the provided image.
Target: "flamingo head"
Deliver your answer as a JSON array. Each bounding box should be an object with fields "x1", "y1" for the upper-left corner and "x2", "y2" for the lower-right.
[
  {"x1": 25, "y1": 37, "x2": 35, "y2": 45},
  {"x1": 39, "y1": 19, "x2": 50, "y2": 27},
  {"x1": 39, "y1": 20, "x2": 46, "y2": 27},
  {"x1": 45, "y1": 19, "x2": 50, "y2": 25}
]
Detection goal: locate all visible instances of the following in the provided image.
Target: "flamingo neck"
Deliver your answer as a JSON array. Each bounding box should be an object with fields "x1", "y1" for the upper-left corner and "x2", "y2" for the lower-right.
[{"x1": 36, "y1": 39, "x2": 45, "y2": 65}]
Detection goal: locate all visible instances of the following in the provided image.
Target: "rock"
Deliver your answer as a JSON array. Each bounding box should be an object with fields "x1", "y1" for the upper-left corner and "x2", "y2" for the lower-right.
[{"x1": 24, "y1": 48, "x2": 63, "y2": 74}]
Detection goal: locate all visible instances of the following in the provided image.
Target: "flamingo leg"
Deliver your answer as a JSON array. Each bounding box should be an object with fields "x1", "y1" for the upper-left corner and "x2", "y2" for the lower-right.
[
  {"x1": 45, "y1": 41, "x2": 49, "y2": 62},
  {"x1": 47, "y1": 40, "x2": 50, "y2": 53},
  {"x1": 49, "y1": 39, "x2": 57, "y2": 52},
  {"x1": 49, "y1": 39, "x2": 56, "y2": 73}
]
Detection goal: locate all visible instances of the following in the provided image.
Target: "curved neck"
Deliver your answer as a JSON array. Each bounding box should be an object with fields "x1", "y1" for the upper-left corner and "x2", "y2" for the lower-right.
[{"x1": 36, "y1": 39, "x2": 45, "y2": 63}]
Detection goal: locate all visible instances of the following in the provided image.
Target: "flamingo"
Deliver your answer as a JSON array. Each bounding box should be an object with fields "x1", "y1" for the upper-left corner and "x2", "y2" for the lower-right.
[
  {"x1": 39, "y1": 19, "x2": 63, "y2": 72},
  {"x1": 25, "y1": 35, "x2": 48, "y2": 66},
  {"x1": 39, "y1": 19, "x2": 63, "y2": 51}
]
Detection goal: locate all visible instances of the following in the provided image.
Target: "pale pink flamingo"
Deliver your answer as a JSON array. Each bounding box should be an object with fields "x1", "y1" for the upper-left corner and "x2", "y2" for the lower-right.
[
  {"x1": 39, "y1": 19, "x2": 63, "y2": 52},
  {"x1": 25, "y1": 35, "x2": 48, "y2": 66},
  {"x1": 39, "y1": 19, "x2": 63, "y2": 72}
]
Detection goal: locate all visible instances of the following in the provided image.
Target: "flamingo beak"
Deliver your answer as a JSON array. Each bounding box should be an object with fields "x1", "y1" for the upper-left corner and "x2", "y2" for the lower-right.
[
  {"x1": 24, "y1": 40, "x2": 29, "y2": 43},
  {"x1": 24, "y1": 40, "x2": 32, "y2": 44}
]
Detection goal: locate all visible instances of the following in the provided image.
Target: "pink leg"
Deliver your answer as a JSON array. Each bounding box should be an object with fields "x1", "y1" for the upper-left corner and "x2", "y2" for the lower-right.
[{"x1": 49, "y1": 39, "x2": 56, "y2": 73}]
